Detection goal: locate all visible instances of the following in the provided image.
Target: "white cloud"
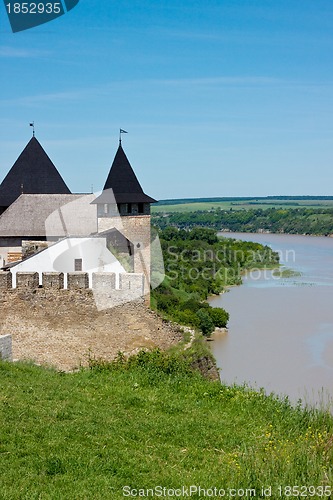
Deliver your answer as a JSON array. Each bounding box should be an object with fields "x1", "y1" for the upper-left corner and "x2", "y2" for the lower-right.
[
  {"x1": 150, "y1": 76, "x2": 283, "y2": 87},
  {"x1": 0, "y1": 75, "x2": 329, "y2": 109}
]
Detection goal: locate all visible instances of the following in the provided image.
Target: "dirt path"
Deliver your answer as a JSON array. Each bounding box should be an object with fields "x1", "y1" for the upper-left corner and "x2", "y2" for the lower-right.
[{"x1": 0, "y1": 290, "x2": 182, "y2": 371}]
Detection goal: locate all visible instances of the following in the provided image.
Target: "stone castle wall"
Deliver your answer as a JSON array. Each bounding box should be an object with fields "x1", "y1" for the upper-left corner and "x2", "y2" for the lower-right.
[
  {"x1": 0, "y1": 271, "x2": 145, "y2": 309},
  {"x1": 97, "y1": 215, "x2": 151, "y2": 300},
  {"x1": 0, "y1": 271, "x2": 12, "y2": 289}
]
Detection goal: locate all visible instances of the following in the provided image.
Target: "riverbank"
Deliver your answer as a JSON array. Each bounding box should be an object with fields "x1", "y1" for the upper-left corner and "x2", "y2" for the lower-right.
[
  {"x1": 152, "y1": 227, "x2": 278, "y2": 336},
  {"x1": 210, "y1": 232, "x2": 333, "y2": 407},
  {"x1": 219, "y1": 229, "x2": 333, "y2": 238}
]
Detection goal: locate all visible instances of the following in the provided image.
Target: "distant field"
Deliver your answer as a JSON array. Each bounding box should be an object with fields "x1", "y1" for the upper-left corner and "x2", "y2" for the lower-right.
[{"x1": 152, "y1": 197, "x2": 333, "y2": 213}]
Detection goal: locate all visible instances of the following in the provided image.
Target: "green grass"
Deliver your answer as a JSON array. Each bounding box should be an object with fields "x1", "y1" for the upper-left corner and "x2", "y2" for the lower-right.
[
  {"x1": 153, "y1": 201, "x2": 238, "y2": 212},
  {"x1": 152, "y1": 198, "x2": 333, "y2": 213},
  {"x1": 0, "y1": 353, "x2": 332, "y2": 499}
]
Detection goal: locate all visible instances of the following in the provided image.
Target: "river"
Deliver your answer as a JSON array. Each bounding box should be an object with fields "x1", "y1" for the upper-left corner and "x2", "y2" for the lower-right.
[{"x1": 209, "y1": 233, "x2": 333, "y2": 408}]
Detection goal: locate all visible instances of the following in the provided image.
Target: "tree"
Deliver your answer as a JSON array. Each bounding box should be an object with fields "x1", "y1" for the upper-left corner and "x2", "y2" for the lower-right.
[
  {"x1": 196, "y1": 308, "x2": 215, "y2": 337},
  {"x1": 208, "y1": 307, "x2": 229, "y2": 328}
]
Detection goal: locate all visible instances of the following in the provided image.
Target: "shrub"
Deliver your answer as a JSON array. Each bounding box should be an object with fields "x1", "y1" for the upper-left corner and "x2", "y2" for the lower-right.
[
  {"x1": 173, "y1": 309, "x2": 200, "y2": 328},
  {"x1": 196, "y1": 308, "x2": 215, "y2": 337},
  {"x1": 208, "y1": 307, "x2": 229, "y2": 328}
]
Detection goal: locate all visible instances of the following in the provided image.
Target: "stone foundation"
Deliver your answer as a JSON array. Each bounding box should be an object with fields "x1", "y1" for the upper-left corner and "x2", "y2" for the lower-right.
[{"x1": 0, "y1": 334, "x2": 12, "y2": 361}]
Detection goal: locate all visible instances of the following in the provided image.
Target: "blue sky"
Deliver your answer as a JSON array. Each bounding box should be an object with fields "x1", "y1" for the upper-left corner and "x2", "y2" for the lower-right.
[{"x1": 0, "y1": 0, "x2": 333, "y2": 199}]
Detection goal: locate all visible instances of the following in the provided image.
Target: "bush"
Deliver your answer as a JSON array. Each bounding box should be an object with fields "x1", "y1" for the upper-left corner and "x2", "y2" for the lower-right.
[
  {"x1": 208, "y1": 307, "x2": 229, "y2": 328},
  {"x1": 181, "y1": 298, "x2": 209, "y2": 312},
  {"x1": 154, "y1": 293, "x2": 179, "y2": 313},
  {"x1": 173, "y1": 309, "x2": 200, "y2": 328},
  {"x1": 196, "y1": 308, "x2": 215, "y2": 337}
]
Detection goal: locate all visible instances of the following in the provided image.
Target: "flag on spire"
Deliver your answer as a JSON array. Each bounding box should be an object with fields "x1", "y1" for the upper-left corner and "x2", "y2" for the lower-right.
[{"x1": 119, "y1": 128, "x2": 128, "y2": 144}]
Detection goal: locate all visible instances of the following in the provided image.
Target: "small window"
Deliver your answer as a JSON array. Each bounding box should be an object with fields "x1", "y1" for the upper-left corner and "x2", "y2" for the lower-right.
[
  {"x1": 138, "y1": 203, "x2": 144, "y2": 214},
  {"x1": 75, "y1": 258, "x2": 82, "y2": 271},
  {"x1": 104, "y1": 203, "x2": 108, "y2": 214},
  {"x1": 127, "y1": 203, "x2": 132, "y2": 214}
]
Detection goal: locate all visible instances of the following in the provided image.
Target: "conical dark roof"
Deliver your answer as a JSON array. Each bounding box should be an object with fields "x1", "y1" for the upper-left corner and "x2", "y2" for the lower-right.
[
  {"x1": 0, "y1": 136, "x2": 71, "y2": 208},
  {"x1": 98, "y1": 143, "x2": 156, "y2": 204}
]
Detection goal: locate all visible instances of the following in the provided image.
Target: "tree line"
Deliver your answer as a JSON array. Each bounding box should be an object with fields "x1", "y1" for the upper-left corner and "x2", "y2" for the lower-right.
[
  {"x1": 151, "y1": 227, "x2": 279, "y2": 336},
  {"x1": 153, "y1": 207, "x2": 333, "y2": 235}
]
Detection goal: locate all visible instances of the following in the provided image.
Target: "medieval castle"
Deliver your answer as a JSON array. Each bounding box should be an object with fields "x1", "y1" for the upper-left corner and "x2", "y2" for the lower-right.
[{"x1": 0, "y1": 133, "x2": 157, "y2": 304}]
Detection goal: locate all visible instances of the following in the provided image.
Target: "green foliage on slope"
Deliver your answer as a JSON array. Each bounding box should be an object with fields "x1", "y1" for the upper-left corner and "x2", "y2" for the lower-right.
[{"x1": 151, "y1": 227, "x2": 278, "y2": 335}]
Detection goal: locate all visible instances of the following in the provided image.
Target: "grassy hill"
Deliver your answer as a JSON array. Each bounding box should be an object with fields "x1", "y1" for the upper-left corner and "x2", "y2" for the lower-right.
[{"x1": 1, "y1": 350, "x2": 332, "y2": 499}]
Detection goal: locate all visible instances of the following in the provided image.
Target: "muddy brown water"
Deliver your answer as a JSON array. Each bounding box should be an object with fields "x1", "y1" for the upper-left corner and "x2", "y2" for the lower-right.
[{"x1": 209, "y1": 233, "x2": 333, "y2": 408}]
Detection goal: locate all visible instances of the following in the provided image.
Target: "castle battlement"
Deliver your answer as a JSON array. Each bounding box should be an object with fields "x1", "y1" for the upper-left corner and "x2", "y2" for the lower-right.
[
  {"x1": 0, "y1": 271, "x2": 144, "y2": 293},
  {"x1": 0, "y1": 271, "x2": 145, "y2": 310}
]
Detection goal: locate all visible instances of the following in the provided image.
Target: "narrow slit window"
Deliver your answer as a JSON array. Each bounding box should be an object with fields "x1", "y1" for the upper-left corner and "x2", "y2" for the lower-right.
[{"x1": 75, "y1": 259, "x2": 82, "y2": 271}]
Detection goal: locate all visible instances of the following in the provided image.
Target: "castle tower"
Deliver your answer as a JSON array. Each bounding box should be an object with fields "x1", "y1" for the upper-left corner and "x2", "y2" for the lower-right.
[
  {"x1": 92, "y1": 141, "x2": 156, "y2": 298},
  {"x1": 0, "y1": 136, "x2": 71, "y2": 214}
]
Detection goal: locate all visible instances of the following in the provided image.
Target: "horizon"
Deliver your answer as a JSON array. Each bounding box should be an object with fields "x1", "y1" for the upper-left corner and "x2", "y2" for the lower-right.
[{"x1": 154, "y1": 195, "x2": 333, "y2": 204}]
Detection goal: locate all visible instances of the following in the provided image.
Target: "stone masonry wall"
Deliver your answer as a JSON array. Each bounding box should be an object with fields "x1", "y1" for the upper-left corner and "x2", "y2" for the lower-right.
[
  {"x1": 0, "y1": 271, "x2": 145, "y2": 308},
  {"x1": 42, "y1": 272, "x2": 64, "y2": 289},
  {"x1": 92, "y1": 272, "x2": 116, "y2": 289},
  {"x1": 93, "y1": 272, "x2": 144, "y2": 310},
  {"x1": 22, "y1": 240, "x2": 49, "y2": 260},
  {"x1": 0, "y1": 335, "x2": 12, "y2": 361},
  {"x1": 97, "y1": 215, "x2": 151, "y2": 301},
  {"x1": 90, "y1": 272, "x2": 144, "y2": 310},
  {"x1": 67, "y1": 272, "x2": 89, "y2": 290},
  {"x1": 16, "y1": 272, "x2": 39, "y2": 289},
  {"x1": 0, "y1": 271, "x2": 12, "y2": 289}
]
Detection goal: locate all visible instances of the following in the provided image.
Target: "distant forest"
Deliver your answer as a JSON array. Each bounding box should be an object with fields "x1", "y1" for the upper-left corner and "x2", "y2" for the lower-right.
[
  {"x1": 154, "y1": 195, "x2": 333, "y2": 206},
  {"x1": 153, "y1": 207, "x2": 333, "y2": 235}
]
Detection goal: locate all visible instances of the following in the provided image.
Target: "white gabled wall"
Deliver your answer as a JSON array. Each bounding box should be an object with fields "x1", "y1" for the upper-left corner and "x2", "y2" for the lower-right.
[{"x1": 10, "y1": 237, "x2": 125, "y2": 288}]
